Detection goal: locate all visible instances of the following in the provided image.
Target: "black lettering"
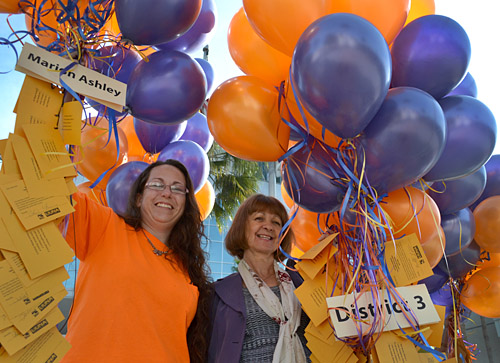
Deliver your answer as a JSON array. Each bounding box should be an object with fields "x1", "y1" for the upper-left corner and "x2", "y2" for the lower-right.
[
  {"x1": 414, "y1": 295, "x2": 426, "y2": 310},
  {"x1": 28, "y1": 53, "x2": 41, "y2": 64},
  {"x1": 368, "y1": 303, "x2": 376, "y2": 317},
  {"x1": 385, "y1": 299, "x2": 392, "y2": 315},
  {"x1": 79, "y1": 75, "x2": 88, "y2": 83},
  {"x1": 392, "y1": 302, "x2": 402, "y2": 313},
  {"x1": 335, "y1": 307, "x2": 350, "y2": 322},
  {"x1": 359, "y1": 306, "x2": 368, "y2": 319}
]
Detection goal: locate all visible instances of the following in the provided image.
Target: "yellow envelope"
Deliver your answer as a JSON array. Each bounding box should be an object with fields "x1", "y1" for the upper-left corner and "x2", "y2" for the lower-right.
[
  {"x1": 23, "y1": 124, "x2": 76, "y2": 180},
  {"x1": 1, "y1": 179, "x2": 75, "y2": 230},
  {"x1": 305, "y1": 320, "x2": 334, "y2": 344},
  {"x1": 1, "y1": 136, "x2": 21, "y2": 176},
  {"x1": 384, "y1": 234, "x2": 433, "y2": 287},
  {"x1": 58, "y1": 100, "x2": 82, "y2": 145},
  {"x1": 0, "y1": 306, "x2": 64, "y2": 356},
  {"x1": 10, "y1": 133, "x2": 70, "y2": 197},
  {"x1": 306, "y1": 332, "x2": 346, "y2": 362},
  {"x1": 2, "y1": 250, "x2": 69, "y2": 289},
  {"x1": 0, "y1": 327, "x2": 71, "y2": 363},
  {"x1": 0, "y1": 220, "x2": 17, "y2": 252},
  {"x1": 13, "y1": 76, "x2": 62, "y2": 136},
  {"x1": 425, "y1": 305, "x2": 446, "y2": 348},
  {"x1": 375, "y1": 331, "x2": 420, "y2": 363}
]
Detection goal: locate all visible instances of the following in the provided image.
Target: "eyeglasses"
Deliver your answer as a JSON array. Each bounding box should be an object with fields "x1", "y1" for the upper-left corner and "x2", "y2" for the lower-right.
[{"x1": 145, "y1": 182, "x2": 189, "y2": 195}]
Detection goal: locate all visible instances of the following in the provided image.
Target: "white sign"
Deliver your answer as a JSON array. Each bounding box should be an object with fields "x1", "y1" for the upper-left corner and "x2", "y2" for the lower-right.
[
  {"x1": 15, "y1": 43, "x2": 126, "y2": 112},
  {"x1": 326, "y1": 284, "x2": 440, "y2": 338}
]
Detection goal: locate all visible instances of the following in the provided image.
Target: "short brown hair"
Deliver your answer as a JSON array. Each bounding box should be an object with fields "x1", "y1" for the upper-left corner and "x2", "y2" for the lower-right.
[{"x1": 225, "y1": 194, "x2": 294, "y2": 261}]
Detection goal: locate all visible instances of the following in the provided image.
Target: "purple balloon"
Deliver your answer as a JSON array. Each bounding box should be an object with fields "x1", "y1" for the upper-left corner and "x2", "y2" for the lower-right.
[
  {"x1": 156, "y1": 0, "x2": 217, "y2": 53},
  {"x1": 419, "y1": 266, "x2": 449, "y2": 294},
  {"x1": 282, "y1": 137, "x2": 345, "y2": 213},
  {"x1": 115, "y1": 0, "x2": 201, "y2": 46},
  {"x1": 292, "y1": 13, "x2": 391, "y2": 138},
  {"x1": 195, "y1": 58, "x2": 215, "y2": 95},
  {"x1": 428, "y1": 166, "x2": 486, "y2": 215},
  {"x1": 441, "y1": 208, "x2": 475, "y2": 256},
  {"x1": 430, "y1": 283, "x2": 453, "y2": 307},
  {"x1": 358, "y1": 87, "x2": 446, "y2": 194},
  {"x1": 470, "y1": 155, "x2": 500, "y2": 210},
  {"x1": 106, "y1": 161, "x2": 149, "y2": 217},
  {"x1": 126, "y1": 50, "x2": 207, "y2": 125},
  {"x1": 179, "y1": 113, "x2": 213, "y2": 152},
  {"x1": 424, "y1": 96, "x2": 497, "y2": 182},
  {"x1": 445, "y1": 72, "x2": 477, "y2": 98},
  {"x1": 134, "y1": 118, "x2": 187, "y2": 154},
  {"x1": 157, "y1": 140, "x2": 208, "y2": 192},
  {"x1": 391, "y1": 15, "x2": 471, "y2": 99},
  {"x1": 87, "y1": 46, "x2": 141, "y2": 116},
  {"x1": 438, "y1": 238, "x2": 480, "y2": 279}
]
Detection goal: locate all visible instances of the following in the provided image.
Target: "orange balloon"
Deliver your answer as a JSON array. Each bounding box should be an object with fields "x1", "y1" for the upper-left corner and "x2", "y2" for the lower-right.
[
  {"x1": 379, "y1": 187, "x2": 441, "y2": 244},
  {"x1": 207, "y1": 76, "x2": 290, "y2": 162},
  {"x1": 461, "y1": 267, "x2": 500, "y2": 318},
  {"x1": 331, "y1": 0, "x2": 410, "y2": 45},
  {"x1": 228, "y1": 8, "x2": 291, "y2": 86},
  {"x1": 0, "y1": 0, "x2": 22, "y2": 13},
  {"x1": 118, "y1": 115, "x2": 148, "y2": 159},
  {"x1": 100, "y1": 12, "x2": 121, "y2": 38},
  {"x1": 405, "y1": 0, "x2": 435, "y2": 26},
  {"x1": 195, "y1": 180, "x2": 215, "y2": 221},
  {"x1": 477, "y1": 252, "x2": 500, "y2": 270},
  {"x1": 290, "y1": 205, "x2": 330, "y2": 252},
  {"x1": 420, "y1": 226, "x2": 445, "y2": 268},
  {"x1": 284, "y1": 78, "x2": 341, "y2": 148},
  {"x1": 74, "y1": 117, "x2": 128, "y2": 188},
  {"x1": 77, "y1": 181, "x2": 108, "y2": 206},
  {"x1": 25, "y1": 0, "x2": 90, "y2": 48},
  {"x1": 473, "y1": 196, "x2": 500, "y2": 253},
  {"x1": 243, "y1": 0, "x2": 336, "y2": 57}
]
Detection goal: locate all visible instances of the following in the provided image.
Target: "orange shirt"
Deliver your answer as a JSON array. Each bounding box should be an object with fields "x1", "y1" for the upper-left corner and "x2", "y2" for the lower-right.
[{"x1": 62, "y1": 192, "x2": 198, "y2": 363}]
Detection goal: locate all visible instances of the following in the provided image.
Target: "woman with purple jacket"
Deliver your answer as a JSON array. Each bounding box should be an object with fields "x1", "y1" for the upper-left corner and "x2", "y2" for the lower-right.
[{"x1": 208, "y1": 194, "x2": 310, "y2": 362}]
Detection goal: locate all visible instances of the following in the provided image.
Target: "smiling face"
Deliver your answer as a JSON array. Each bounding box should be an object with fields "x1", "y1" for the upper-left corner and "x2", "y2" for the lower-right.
[
  {"x1": 244, "y1": 210, "x2": 283, "y2": 259},
  {"x1": 137, "y1": 164, "x2": 187, "y2": 239}
]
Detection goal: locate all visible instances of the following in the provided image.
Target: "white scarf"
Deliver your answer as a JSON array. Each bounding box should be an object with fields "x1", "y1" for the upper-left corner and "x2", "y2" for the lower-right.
[{"x1": 238, "y1": 259, "x2": 307, "y2": 363}]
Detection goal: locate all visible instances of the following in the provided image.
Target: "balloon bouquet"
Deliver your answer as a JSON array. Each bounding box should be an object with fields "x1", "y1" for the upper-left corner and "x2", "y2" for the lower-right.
[
  {"x1": 1, "y1": 0, "x2": 217, "y2": 219},
  {"x1": 206, "y1": 0, "x2": 498, "y2": 361}
]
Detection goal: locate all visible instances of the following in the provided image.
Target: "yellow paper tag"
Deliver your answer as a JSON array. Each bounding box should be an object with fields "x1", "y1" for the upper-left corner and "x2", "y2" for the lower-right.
[
  {"x1": 375, "y1": 331, "x2": 420, "y2": 363},
  {"x1": 0, "y1": 306, "x2": 64, "y2": 356},
  {"x1": 13, "y1": 76, "x2": 62, "y2": 136},
  {"x1": 0, "y1": 327, "x2": 71, "y2": 363},
  {"x1": 1, "y1": 179, "x2": 75, "y2": 230},
  {"x1": 58, "y1": 101, "x2": 82, "y2": 145},
  {"x1": 23, "y1": 124, "x2": 76, "y2": 180},
  {"x1": 10, "y1": 133, "x2": 70, "y2": 198},
  {"x1": 385, "y1": 234, "x2": 433, "y2": 286}
]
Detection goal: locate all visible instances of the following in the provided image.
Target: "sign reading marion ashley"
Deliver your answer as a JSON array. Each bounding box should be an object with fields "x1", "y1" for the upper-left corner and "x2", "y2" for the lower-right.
[
  {"x1": 15, "y1": 43, "x2": 126, "y2": 112},
  {"x1": 326, "y1": 284, "x2": 440, "y2": 338}
]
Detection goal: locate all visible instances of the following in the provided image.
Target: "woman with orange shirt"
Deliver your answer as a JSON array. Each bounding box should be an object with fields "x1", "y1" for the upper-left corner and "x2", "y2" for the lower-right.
[{"x1": 63, "y1": 160, "x2": 210, "y2": 362}]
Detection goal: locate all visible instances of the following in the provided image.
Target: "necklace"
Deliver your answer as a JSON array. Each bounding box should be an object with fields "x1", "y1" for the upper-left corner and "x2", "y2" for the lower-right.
[{"x1": 142, "y1": 230, "x2": 169, "y2": 256}]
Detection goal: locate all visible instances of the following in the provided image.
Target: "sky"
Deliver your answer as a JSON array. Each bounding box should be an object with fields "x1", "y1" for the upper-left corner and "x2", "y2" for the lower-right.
[{"x1": 1, "y1": 0, "x2": 499, "y2": 152}]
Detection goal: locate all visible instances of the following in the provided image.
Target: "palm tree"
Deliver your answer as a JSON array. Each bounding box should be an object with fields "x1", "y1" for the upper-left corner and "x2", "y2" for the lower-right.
[{"x1": 207, "y1": 142, "x2": 263, "y2": 231}]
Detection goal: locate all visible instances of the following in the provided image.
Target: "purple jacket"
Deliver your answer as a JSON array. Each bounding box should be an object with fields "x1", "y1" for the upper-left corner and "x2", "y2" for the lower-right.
[{"x1": 207, "y1": 271, "x2": 304, "y2": 362}]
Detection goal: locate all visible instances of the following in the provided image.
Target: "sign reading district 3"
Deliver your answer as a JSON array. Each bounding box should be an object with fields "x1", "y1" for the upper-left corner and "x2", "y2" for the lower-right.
[
  {"x1": 15, "y1": 43, "x2": 126, "y2": 112},
  {"x1": 326, "y1": 284, "x2": 440, "y2": 338}
]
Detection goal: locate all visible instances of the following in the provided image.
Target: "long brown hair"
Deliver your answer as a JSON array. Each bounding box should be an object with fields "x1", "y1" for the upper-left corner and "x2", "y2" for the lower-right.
[{"x1": 123, "y1": 160, "x2": 211, "y2": 362}]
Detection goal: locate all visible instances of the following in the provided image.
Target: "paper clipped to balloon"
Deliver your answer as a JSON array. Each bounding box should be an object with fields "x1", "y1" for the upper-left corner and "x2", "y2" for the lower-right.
[
  {"x1": 15, "y1": 43, "x2": 126, "y2": 112},
  {"x1": 326, "y1": 284, "x2": 440, "y2": 338}
]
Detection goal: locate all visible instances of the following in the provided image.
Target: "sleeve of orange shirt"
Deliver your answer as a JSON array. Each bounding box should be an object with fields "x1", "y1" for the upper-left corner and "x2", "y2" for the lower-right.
[{"x1": 65, "y1": 192, "x2": 115, "y2": 261}]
